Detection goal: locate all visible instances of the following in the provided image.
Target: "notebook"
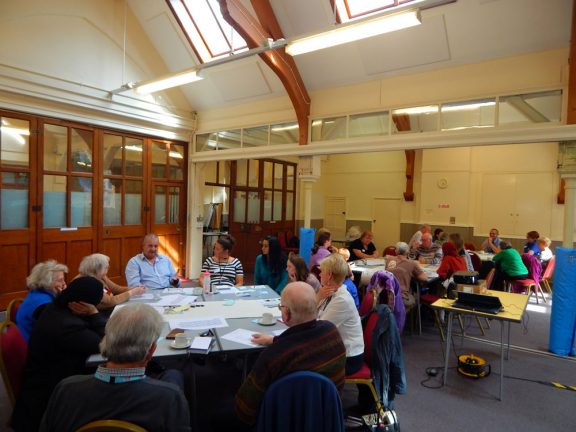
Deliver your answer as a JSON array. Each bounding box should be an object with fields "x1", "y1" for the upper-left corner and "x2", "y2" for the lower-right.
[{"x1": 451, "y1": 291, "x2": 503, "y2": 314}]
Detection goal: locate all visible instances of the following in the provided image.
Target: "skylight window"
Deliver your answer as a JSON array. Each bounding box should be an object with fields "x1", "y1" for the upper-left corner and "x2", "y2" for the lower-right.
[
  {"x1": 167, "y1": 0, "x2": 248, "y2": 63},
  {"x1": 335, "y1": 0, "x2": 419, "y2": 22}
]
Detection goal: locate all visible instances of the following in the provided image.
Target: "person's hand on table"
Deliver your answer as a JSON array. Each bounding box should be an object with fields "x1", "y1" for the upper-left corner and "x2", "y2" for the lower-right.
[
  {"x1": 251, "y1": 333, "x2": 273, "y2": 346},
  {"x1": 129, "y1": 285, "x2": 146, "y2": 297},
  {"x1": 68, "y1": 301, "x2": 99, "y2": 316}
]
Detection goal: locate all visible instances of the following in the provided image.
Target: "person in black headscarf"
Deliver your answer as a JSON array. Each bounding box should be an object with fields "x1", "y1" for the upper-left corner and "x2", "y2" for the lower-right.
[{"x1": 11, "y1": 276, "x2": 107, "y2": 432}]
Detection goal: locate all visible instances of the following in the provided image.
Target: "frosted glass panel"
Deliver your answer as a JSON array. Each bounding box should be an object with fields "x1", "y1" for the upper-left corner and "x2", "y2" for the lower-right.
[
  {"x1": 1, "y1": 117, "x2": 29, "y2": 167},
  {"x1": 152, "y1": 142, "x2": 166, "y2": 179},
  {"x1": 71, "y1": 177, "x2": 92, "y2": 226},
  {"x1": 169, "y1": 144, "x2": 185, "y2": 180},
  {"x1": 311, "y1": 117, "x2": 346, "y2": 141},
  {"x1": 154, "y1": 185, "x2": 166, "y2": 223},
  {"x1": 247, "y1": 191, "x2": 260, "y2": 223},
  {"x1": 286, "y1": 192, "x2": 294, "y2": 220},
  {"x1": 125, "y1": 138, "x2": 143, "y2": 176},
  {"x1": 273, "y1": 191, "x2": 282, "y2": 221},
  {"x1": 169, "y1": 187, "x2": 180, "y2": 224},
  {"x1": 43, "y1": 175, "x2": 66, "y2": 228},
  {"x1": 1, "y1": 189, "x2": 28, "y2": 229},
  {"x1": 125, "y1": 180, "x2": 142, "y2": 225},
  {"x1": 350, "y1": 111, "x2": 389, "y2": 137},
  {"x1": 233, "y1": 191, "x2": 246, "y2": 223},
  {"x1": 441, "y1": 99, "x2": 495, "y2": 131},
  {"x1": 236, "y1": 160, "x2": 248, "y2": 186},
  {"x1": 263, "y1": 190, "x2": 272, "y2": 221},
  {"x1": 103, "y1": 178, "x2": 121, "y2": 226},
  {"x1": 103, "y1": 134, "x2": 122, "y2": 175}
]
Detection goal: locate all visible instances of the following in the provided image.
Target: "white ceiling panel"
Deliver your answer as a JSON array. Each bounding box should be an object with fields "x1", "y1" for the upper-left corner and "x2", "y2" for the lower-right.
[{"x1": 359, "y1": 14, "x2": 450, "y2": 75}]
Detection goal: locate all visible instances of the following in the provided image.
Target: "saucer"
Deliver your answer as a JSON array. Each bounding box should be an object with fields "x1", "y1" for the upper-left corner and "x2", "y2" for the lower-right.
[
  {"x1": 170, "y1": 340, "x2": 190, "y2": 349},
  {"x1": 256, "y1": 319, "x2": 276, "y2": 326}
]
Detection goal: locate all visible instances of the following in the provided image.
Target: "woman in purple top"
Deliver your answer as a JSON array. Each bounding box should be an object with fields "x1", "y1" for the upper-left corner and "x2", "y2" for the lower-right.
[{"x1": 309, "y1": 231, "x2": 333, "y2": 270}]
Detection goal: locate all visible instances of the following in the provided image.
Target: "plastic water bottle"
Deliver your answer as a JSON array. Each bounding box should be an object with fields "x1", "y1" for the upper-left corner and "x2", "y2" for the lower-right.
[{"x1": 203, "y1": 271, "x2": 211, "y2": 294}]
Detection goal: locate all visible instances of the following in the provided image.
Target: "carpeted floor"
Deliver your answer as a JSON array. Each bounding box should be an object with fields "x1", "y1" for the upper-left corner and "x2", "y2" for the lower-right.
[{"x1": 1, "y1": 292, "x2": 575, "y2": 432}]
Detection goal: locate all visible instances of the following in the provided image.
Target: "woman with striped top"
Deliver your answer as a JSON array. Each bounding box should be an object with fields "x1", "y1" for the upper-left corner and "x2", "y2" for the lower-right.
[{"x1": 200, "y1": 234, "x2": 244, "y2": 287}]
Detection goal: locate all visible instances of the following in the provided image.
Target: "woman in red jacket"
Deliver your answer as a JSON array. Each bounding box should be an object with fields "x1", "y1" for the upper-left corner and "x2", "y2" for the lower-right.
[{"x1": 437, "y1": 241, "x2": 467, "y2": 280}]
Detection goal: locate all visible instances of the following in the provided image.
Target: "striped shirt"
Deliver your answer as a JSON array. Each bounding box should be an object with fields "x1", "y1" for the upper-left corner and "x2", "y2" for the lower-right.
[
  {"x1": 235, "y1": 319, "x2": 346, "y2": 426},
  {"x1": 201, "y1": 257, "x2": 243, "y2": 287}
]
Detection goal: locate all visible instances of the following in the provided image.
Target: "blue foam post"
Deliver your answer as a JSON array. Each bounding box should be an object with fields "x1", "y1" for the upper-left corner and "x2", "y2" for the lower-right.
[
  {"x1": 548, "y1": 247, "x2": 576, "y2": 356},
  {"x1": 299, "y1": 228, "x2": 316, "y2": 266}
]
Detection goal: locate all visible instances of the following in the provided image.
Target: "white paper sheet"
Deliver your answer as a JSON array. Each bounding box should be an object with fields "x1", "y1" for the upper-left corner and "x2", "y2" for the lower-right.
[
  {"x1": 131, "y1": 293, "x2": 155, "y2": 300},
  {"x1": 154, "y1": 294, "x2": 198, "y2": 306},
  {"x1": 221, "y1": 328, "x2": 258, "y2": 347},
  {"x1": 215, "y1": 286, "x2": 239, "y2": 294},
  {"x1": 190, "y1": 336, "x2": 212, "y2": 350},
  {"x1": 170, "y1": 316, "x2": 229, "y2": 330}
]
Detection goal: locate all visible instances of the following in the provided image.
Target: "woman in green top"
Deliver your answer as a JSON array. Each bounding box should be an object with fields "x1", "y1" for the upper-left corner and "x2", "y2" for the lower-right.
[
  {"x1": 253, "y1": 236, "x2": 288, "y2": 294},
  {"x1": 490, "y1": 241, "x2": 529, "y2": 290}
]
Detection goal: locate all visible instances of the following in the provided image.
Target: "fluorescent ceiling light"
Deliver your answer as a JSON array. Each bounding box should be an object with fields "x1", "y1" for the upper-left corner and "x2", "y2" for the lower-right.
[
  {"x1": 394, "y1": 106, "x2": 438, "y2": 115},
  {"x1": 285, "y1": 9, "x2": 421, "y2": 56},
  {"x1": 135, "y1": 70, "x2": 203, "y2": 94},
  {"x1": 441, "y1": 101, "x2": 496, "y2": 112}
]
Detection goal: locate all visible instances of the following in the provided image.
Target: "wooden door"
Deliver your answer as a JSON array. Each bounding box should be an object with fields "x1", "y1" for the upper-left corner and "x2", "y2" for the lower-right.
[
  {"x1": 372, "y1": 198, "x2": 401, "y2": 252},
  {"x1": 149, "y1": 140, "x2": 187, "y2": 276},
  {"x1": 38, "y1": 119, "x2": 97, "y2": 285},
  {"x1": 324, "y1": 197, "x2": 347, "y2": 241},
  {"x1": 0, "y1": 112, "x2": 37, "y2": 308},
  {"x1": 99, "y1": 132, "x2": 148, "y2": 285}
]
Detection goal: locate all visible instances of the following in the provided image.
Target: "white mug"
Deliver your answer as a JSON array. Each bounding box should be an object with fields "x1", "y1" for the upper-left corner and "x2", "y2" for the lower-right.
[{"x1": 260, "y1": 312, "x2": 275, "y2": 325}]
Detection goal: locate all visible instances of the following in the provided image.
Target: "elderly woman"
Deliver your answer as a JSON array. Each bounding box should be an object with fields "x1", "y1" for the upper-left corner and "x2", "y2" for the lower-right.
[
  {"x1": 317, "y1": 253, "x2": 364, "y2": 375},
  {"x1": 308, "y1": 231, "x2": 333, "y2": 270},
  {"x1": 16, "y1": 260, "x2": 68, "y2": 342},
  {"x1": 349, "y1": 231, "x2": 380, "y2": 261},
  {"x1": 287, "y1": 253, "x2": 321, "y2": 292},
  {"x1": 254, "y1": 236, "x2": 288, "y2": 294},
  {"x1": 200, "y1": 234, "x2": 244, "y2": 287},
  {"x1": 11, "y1": 276, "x2": 107, "y2": 432},
  {"x1": 77, "y1": 253, "x2": 145, "y2": 309}
]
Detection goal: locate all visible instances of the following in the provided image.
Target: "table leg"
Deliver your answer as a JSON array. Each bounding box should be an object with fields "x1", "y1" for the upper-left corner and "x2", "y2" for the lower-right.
[
  {"x1": 506, "y1": 321, "x2": 511, "y2": 360},
  {"x1": 443, "y1": 311, "x2": 453, "y2": 386},
  {"x1": 499, "y1": 321, "x2": 504, "y2": 401}
]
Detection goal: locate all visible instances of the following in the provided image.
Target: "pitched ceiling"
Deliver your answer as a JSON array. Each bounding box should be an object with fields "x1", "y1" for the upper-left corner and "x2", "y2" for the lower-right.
[{"x1": 128, "y1": 0, "x2": 572, "y2": 112}]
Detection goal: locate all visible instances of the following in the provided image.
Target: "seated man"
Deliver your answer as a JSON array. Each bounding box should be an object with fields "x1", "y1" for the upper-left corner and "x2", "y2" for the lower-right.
[
  {"x1": 409, "y1": 232, "x2": 443, "y2": 265},
  {"x1": 40, "y1": 303, "x2": 190, "y2": 432},
  {"x1": 409, "y1": 224, "x2": 431, "y2": 250},
  {"x1": 481, "y1": 228, "x2": 501, "y2": 254},
  {"x1": 385, "y1": 242, "x2": 428, "y2": 310},
  {"x1": 125, "y1": 233, "x2": 180, "y2": 289},
  {"x1": 236, "y1": 282, "x2": 346, "y2": 427}
]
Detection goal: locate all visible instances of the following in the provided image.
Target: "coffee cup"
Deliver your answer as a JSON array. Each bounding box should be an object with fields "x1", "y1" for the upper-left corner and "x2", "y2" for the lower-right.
[
  {"x1": 259, "y1": 312, "x2": 275, "y2": 325},
  {"x1": 174, "y1": 333, "x2": 191, "y2": 347}
]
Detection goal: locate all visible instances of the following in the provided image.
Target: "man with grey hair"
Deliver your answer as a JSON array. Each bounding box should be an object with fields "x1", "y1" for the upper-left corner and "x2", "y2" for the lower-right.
[
  {"x1": 125, "y1": 233, "x2": 180, "y2": 289},
  {"x1": 409, "y1": 232, "x2": 443, "y2": 264},
  {"x1": 386, "y1": 242, "x2": 428, "y2": 309},
  {"x1": 409, "y1": 224, "x2": 431, "y2": 249},
  {"x1": 234, "y1": 282, "x2": 346, "y2": 426},
  {"x1": 40, "y1": 304, "x2": 191, "y2": 431}
]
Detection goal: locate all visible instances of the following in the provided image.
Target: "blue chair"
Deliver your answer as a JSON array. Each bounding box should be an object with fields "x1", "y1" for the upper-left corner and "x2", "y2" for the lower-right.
[{"x1": 256, "y1": 371, "x2": 345, "y2": 432}]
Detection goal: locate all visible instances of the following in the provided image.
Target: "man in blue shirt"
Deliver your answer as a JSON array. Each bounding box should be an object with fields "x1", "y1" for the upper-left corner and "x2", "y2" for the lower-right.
[{"x1": 125, "y1": 233, "x2": 180, "y2": 289}]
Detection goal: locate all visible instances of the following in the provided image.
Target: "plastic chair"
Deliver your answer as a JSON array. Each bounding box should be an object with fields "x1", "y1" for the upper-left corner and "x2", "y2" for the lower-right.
[
  {"x1": 464, "y1": 243, "x2": 476, "y2": 251},
  {"x1": 277, "y1": 231, "x2": 298, "y2": 254},
  {"x1": 539, "y1": 256, "x2": 555, "y2": 294},
  {"x1": 511, "y1": 254, "x2": 545, "y2": 303},
  {"x1": 383, "y1": 246, "x2": 397, "y2": 256},
  {"x1": 6, "y1": 298, "x2": 24, "y2": 324},
  {"x1": 256, "y1": 371, "x2": 344, "y2": 432},
  {"x1": 0, "y1": 321, "x2": 28, "y2": 406},
  {"x1": 76, "y1": 419, "x2": 148, "y2": 432}
]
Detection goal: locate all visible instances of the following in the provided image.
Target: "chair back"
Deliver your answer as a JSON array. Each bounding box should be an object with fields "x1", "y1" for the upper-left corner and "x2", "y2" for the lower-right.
[
  {"x1": 484, "y1": 268, "x2": 496, "y2": 290},
  {"x1": 0, "y1": 321, "x2": 28, "y2": 406},
  {"x1": 521, "y1": 253, "x2": 542, "y2": 285},
  {"x1": 256, "y1": 371, "x2": 344, "y2": 432},
  {"x1": 469, "y1": 252, "x2": 482, "y2": 271},
  {"x1": 383, "y1": 246, "x2": 397, "y2": 256},
  {"x1": 6, "y1": 298, "x2": 24, "y2": 323},
  {"x1": 76, "y1": 419, "x2": 148, "y2": 432},
  {"x1": 360, "y1": 271, "x2": 405, "y2": 333},
  {"x1": 464, "y1": 242, "x2": 476, "y2": 251},
  {"x1": 362, "y1": 311, "x2": 380, "y2": 367},
  {"x1": 542, "y1": 256, "x2": 555, "y2": 279}
]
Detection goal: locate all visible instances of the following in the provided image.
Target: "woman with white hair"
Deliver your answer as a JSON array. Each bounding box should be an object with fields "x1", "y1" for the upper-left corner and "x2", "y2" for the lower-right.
[
  {"x1": 16, "y1": 259, "x2": 69, "y2": 342},
  {"x1": 77, "y1": 253, "x2": 145, "y2": 309},
  {"x1": 317, "y1": 253, "x2": 364, "y2": 375}
]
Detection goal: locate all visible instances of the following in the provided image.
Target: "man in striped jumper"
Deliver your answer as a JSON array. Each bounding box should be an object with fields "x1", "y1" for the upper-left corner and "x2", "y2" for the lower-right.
[{"x1": 235, "y1": 281, "x2": 346, "y2": 426}]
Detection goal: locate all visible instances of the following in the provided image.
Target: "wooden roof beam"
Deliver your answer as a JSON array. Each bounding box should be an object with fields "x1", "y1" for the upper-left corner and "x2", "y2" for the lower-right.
[{"x1": 218, "y1": 0, "x2": 311, "y2": 145}]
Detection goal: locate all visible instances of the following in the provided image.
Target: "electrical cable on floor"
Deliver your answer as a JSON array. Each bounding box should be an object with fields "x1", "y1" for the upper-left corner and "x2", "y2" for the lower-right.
[{"x1": 504, "y1": 375, "x2": 576, "y2": 392}]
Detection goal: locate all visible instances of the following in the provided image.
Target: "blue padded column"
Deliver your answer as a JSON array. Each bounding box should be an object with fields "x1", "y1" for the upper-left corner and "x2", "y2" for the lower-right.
[
  {"x1": 549, "y1": 247, "x2": 576, "y2": 356},
  {"x1": 299, "y1": 228, "x2": 316, "y2": 266}
]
